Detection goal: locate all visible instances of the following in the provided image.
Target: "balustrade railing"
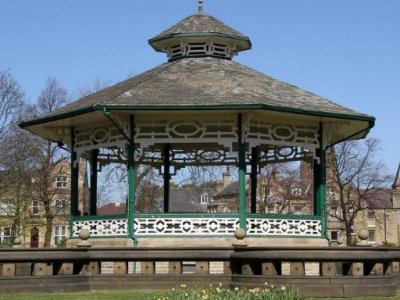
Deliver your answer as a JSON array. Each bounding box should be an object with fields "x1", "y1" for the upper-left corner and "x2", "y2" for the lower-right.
[{"x1": 71, "y1": 214, "x2": 322, "y2": 238}]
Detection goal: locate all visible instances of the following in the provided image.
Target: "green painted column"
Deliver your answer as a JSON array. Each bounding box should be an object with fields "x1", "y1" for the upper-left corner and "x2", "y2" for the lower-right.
[
  {"x1": 163, "y1": 144, "x2": 171, "y2": 213},
  {"x1": 238, "y1": 114, "x2": 247, "y2": 229},
  {"x1": 314, "y1": 123, "x2": 327, "y2": 237},
  {"x1": 250, "y1": 147, "x2": 258, "y2": 213},
  {"x1": 70, "y1": 127, "x2": 79, "y2": 217},
  {"x1": 89, "y1": 149, "x2": 98, "y2": 215},
  {"x1": 127, "y1": 116, "x2": 136, "y2": 239}
]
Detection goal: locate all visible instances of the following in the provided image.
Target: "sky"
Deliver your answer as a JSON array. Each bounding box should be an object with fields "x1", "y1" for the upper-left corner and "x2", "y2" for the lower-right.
[{"x1": 1, "y1": 0, "x2": 399, "y2": 175}]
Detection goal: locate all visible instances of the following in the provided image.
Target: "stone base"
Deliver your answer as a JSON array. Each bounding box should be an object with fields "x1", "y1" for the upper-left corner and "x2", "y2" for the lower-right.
[
  {"x1": 135, "y1": 237, "x2": 329, "y2": 247},
  {"x1": 66, "y1": 236, "x2": 328, "y2": 248}
]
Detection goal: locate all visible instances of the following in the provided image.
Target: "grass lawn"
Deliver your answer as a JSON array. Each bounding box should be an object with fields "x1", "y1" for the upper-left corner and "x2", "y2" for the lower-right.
[
  {"x1": 0, "y1": 290, "x2": 164, "y2": 300},
  {"x1": 0, "y1": 290, "x2": 400, "y2": 300}
]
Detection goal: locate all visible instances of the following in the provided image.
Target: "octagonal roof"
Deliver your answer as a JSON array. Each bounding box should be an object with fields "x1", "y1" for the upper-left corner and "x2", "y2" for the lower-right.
[
  {"x1": 22, "y1": 57, "x2": 372, "y2": 122},
  {"x1": 20, "y1": 9, "x2": 374, "y2": 148}
]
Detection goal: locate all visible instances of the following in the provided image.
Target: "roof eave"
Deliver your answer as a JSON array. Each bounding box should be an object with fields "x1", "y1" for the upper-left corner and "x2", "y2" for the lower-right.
[
  {"x1": 19, "y1": 103, "x2": 375, "y2": 129},
  {"x1": 18, "y1": 106, "x2": 96, "y2": 128},
  {"x1": 148, "y1": 32, "x2": 252, "y2": 52}
]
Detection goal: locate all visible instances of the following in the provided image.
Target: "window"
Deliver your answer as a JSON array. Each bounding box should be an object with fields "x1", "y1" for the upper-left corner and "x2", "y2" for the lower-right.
[
  {"x1": 327, "y1": 188, "x2": 335, "y2": 201},
  {"x1": 200, "y1": 194, "x2": 209, "y2": 204},
  {"x1": 290, "y1": 187, "x2": 302, "y2": 196},
  {"x1": 56, "y1": 176, "x2": 68, "y2": 188},
  {"x1": 264, "y1": 186, "x2": 272, "y2": 198},
  {"x1": 55, "y1": 199, "x2": 67, "y2": 215},
  {"x1": 31, "y1": 200, "x2": 39, "y2": 215},
  {"x1": 330, "y1": 206, "x2": 339, "y2": 218},
  {"x1": 367, "y1": 211, "x2": 375, "y2": 219},
  {"x1": 350, "y1": 223, "x2": 355, "y2": 235},
  {"x1": 331, "y1": 231, "x2": 338, "y2": 241},
  {"x1": 293, "y1": 205, "x2": 303, "y2": 212},
  {"x1": 368, "y1": 230, "x2": 375, "y2": 242},
  {"x1": 0, "y1": 227, "x2": 12, "y2": 244},
  {"x1": 54, "y1": 226, "x2": 67, "y2": 247}
]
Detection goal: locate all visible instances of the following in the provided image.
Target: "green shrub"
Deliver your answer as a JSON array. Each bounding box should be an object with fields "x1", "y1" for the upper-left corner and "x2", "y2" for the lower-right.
[{"x1": 154, "y1": 283, "x2": 304, "y2": 300}]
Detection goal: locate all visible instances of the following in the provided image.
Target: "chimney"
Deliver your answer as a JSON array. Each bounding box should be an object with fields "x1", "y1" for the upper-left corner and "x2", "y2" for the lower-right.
[{"x1": 222, "y1": 167, "x2": 231, "y2": 187}]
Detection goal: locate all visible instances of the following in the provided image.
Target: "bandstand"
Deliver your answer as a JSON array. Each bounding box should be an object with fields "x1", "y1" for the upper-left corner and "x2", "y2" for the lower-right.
[{"x1": 20, "y1": 6, "x2": 374, "y2": 247}]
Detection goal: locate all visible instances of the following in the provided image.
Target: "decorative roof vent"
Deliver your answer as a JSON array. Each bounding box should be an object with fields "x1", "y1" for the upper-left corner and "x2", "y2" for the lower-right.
[
  {"x1": 168, "y1": 41, "x2": 236, "y2": 60},
  {"x1": 149, "y1": 12, "x2": 251, "y2": 61}
]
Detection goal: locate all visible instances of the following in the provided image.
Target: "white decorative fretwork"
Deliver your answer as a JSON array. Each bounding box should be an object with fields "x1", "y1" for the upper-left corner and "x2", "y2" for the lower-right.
[
  {"x1": 246, "y1": 218, "x2": 321, "y2": 237},
  {"x1": 246, "y1": 120, "x2": 319, "y2": 150},
  {"x1": 257, "y1": 146, "x2": 314, "y2": 165},
  {"x1": 73, "y1": 115, "x2": 129, "y2": 158},
  {"x1": 134, "y1": 217, "x2": 239, "y2": 236},
  {"x1": 135, "y1": 119, "x2": 237, "y2": 151},
  {"x1": 72, "y1": 217, "x2": 322, "y2": 237},
  {"x1": 72, "y1": 219, "x2": 128, "y2": 237}
]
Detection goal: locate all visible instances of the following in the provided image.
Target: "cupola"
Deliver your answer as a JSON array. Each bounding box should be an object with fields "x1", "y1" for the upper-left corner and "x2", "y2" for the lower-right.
[{"x1": 148, "y1": 3, "x2": 251, "y2": 61}]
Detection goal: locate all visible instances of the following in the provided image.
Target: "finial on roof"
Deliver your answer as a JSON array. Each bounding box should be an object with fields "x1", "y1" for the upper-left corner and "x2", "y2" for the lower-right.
[{"x1": 198, "y1": 0, "x2": 204, "y2": 12}]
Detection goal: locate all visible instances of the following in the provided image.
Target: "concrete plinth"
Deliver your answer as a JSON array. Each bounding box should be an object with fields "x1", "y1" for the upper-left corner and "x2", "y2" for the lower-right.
[
  {"x1": 66, "y1": 238, "x2": 135, "y2": 247},
  {"x1": 134, "y1": 237, "x2": 329, "y2": 247}
]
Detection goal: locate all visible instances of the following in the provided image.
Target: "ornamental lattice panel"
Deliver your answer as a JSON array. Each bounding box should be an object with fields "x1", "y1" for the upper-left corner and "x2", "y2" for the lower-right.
[
  {"x1": 134, "y1": 217, "x2": 239, "y2": 236},
  {"x1": 134, "y1": 119, "x2": 237, "y2": 150},
  {"x1": 73, "y1": 115, "x2": 129, "y2": 158},
  {"x1": 72, "y1": 219, "x2": 128, "y2": 237},
  {"x1": 246, "y1": 218, "x2": 321, "y2": 236},
  {"x1": 72, "y1": 217, "x2": 322, "y2": 237},
  {"x1": 246, "y1": 120, "x2": 320, "y2": 149}
]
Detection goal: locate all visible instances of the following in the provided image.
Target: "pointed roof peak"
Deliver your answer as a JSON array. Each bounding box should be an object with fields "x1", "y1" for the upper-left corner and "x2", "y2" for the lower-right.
[
  {"x1": 197, "y1": 0, "x2": 204, "y2": 12},
  {"x1": 151, "y1": 12, "x2": 249, "y2": 41}
]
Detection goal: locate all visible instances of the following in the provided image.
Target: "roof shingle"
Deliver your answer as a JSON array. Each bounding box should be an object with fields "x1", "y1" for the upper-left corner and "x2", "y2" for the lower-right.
[{"x1": 29, "y1": 57, "x2": 371, "y2": 121}]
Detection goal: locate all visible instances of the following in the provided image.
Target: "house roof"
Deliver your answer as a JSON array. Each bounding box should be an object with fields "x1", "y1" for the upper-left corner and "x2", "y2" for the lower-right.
[
  {"x1": 169, "y1": 187, "x2": 215, "y2": 213},
  {"x1": 365, "y1": 189, "x2": 393, "y2": 209},
  {"x1": 214, "y1": 177, "x2": 313, "y2": 199},
  {"x1": 214, "y1": 181, "x2": 239, "y2": 198},
  {"x1": 97, "y1": 202, "x2": 126, "y2": 215}
]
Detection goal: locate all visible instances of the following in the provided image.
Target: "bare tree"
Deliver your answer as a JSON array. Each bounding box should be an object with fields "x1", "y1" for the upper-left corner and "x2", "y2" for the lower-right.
[
  {"x1": 0, "y1": 70, "x2": 24, "y2": 170},
  {"x1": 75, "y1": 77, "x2": 112, "y2": 98},
  {"x1": 0, "y1": 71, "x2": 28, "y2": 245},
  {"x1": 29, "y1": 78, "x2": 69, "y2": 247},
  {"x1": 327, "y1": 138, "x2": 392, "y2": 246},
  {"x1": 257, "y1": 163, "x2": 302, "y2": 214},
  {"x1": 1, "y1": 114, "x2": 37, "y2": 244}
]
